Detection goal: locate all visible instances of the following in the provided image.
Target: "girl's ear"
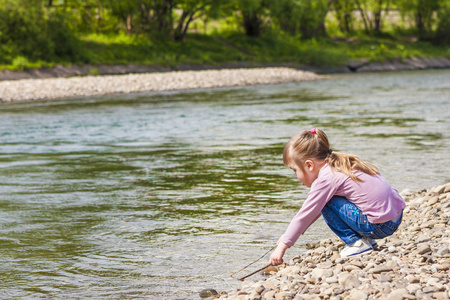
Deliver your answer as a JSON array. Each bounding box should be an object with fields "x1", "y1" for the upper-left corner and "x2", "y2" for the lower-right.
[{"x1": 304, "y1": 160, "x2": 314, "y2": 171}]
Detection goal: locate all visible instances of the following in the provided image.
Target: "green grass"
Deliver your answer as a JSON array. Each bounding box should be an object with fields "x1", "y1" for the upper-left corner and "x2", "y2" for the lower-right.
[
  {"x1": 330, "y1": 35, "x2": 450, "y2": 62},
  {"x1": 1, "y1": 31, "x2": 449, "y2": 72}
]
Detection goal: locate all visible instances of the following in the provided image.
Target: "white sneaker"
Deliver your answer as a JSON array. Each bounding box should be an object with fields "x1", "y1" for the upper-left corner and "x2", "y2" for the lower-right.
[
  {"x1": 365, "y1": 238, "x2": 378, "y2": 248},
  {"x1": 340, "y1": 239, "x2": 373, "y2": 258}
]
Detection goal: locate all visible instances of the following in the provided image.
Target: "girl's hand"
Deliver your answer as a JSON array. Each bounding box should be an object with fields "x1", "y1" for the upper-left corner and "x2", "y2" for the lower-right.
[{"x1": 269, "y1": 241, "x2": 290, "y2": 266}]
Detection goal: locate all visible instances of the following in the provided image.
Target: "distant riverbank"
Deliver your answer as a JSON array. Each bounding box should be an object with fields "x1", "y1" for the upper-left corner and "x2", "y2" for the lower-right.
[
  {"x1": 0, "y1": 67, "x2": 320, "y2": 103},
  {"x1": 1, "y1": 56, "x2": 450, "y2": 82},
  {"x1": 1, "y1": 56, "x2": 450, "y2": 103}
]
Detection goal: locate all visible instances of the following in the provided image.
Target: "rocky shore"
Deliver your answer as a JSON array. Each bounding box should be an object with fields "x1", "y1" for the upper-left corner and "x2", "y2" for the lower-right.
[
  {"x1": 0, "y1": 67, "x2": 320, "y2": 103},
  {"x1": 1, "y1": 56, "x2": 449, "y2": 103},
  {"x1": 215, "y1": 182, "x2": 450, "y2": 300}
]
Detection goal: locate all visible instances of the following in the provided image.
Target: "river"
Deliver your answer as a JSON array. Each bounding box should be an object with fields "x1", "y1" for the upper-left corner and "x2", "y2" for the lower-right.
[{"x1": 0, "y1": 69, "x2": 449, "y2": 299}]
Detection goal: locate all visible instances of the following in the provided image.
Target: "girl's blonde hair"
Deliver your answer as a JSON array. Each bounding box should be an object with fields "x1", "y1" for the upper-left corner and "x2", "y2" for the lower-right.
[{"x1": 283, "y1": 128, "x2": 379, "y2": 181}]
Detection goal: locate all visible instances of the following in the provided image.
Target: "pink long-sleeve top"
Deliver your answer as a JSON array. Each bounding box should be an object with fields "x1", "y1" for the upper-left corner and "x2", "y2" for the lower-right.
[{"x1": 280, "y1": 163, "x2": 405, "y2": 246}]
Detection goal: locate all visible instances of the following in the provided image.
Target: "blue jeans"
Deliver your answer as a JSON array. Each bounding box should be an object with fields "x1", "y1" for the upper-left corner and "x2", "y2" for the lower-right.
[{"x1": 321, "y1": 196, "x2": 403, "y2": 245}]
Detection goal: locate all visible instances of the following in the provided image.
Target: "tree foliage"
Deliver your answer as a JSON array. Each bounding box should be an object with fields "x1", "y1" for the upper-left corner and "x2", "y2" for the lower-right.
[
  {"x1": 396, "y1": 0, "x2": 442, "y2": 39},
  {"x1": 0, "y1": 0, "x2": 84, "y2": 64},
  {"x1": 433, "y1": 1, "x2": 450, "y2": 45},
  {"x1": 0, "y1": 0, "x2": 449, "y2": 66}
]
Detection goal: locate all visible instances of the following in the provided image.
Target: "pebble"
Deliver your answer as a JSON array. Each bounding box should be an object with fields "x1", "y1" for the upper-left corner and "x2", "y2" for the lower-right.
[
  {"x1": 310, "y1": 268, "x2": 333, "y2": 279},
  {"x1": 370, "y1": 264, "x2": 393, "y2": 274},
  {"x1": 349, "y1": 290, "x2": 367, "y2": 300},
  {"x1": 437, "y1": 247, "x2": 449, "y2": 256},
  {"x1": 200, "y1": 288, "x2": 219, "y2": 298},
  {"x1": 216, "y1": 182, "x2": 450, "y2": 300}
]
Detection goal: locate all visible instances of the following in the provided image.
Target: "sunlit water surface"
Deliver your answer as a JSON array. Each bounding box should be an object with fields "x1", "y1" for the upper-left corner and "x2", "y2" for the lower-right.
[{"x1": 0, "y1": 70, "x2": 449, "y2": 299}]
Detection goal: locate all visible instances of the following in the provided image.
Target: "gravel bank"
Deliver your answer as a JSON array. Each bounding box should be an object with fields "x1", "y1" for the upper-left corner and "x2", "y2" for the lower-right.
[
  {"x1": 216, "y1": 182, "x2": 450, "y2": 300},
  {"x1": 0, "y1": 67, "x2": 320, "y2": 103}
]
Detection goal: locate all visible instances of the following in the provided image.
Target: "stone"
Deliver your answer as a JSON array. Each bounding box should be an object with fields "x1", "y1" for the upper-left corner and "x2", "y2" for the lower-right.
[
  {"x1": 423, "y1": 286, "x2": 440, "y2": 293},
  {"x1": 406, "y1": 275, "x2": 420, "y2": 283},
  {"x1": 278, "y1": 266, "x2": 298, "y2": 276},
  {"x1": 323, "y1": 287, "x2": 334, "y2": 296},
  {"x1": 384, "y1": 288, "x2": 408, "y2": 300},
  {"x1": 325, "y1": 277, "x2": 338, "y2": 284},
  {"x1": 338, "y1": 273, "x2": 361, "y2": 289},
  {"x1": 343, "y1": 264, "x2": 361, "y2": 272},
  {"x1": 436, "y1": 263, "x2": 450, "y2": 271},
  {"x1": 406, "y1": 284, "x2": 422, "y2": 294},
  {"x1": 263, "y1": 282, "x2": 276, "y2": 290},
  {"x1": 263, "y1": 290, "x2": 276, "y2": 299},
  {"x1": 427, "y1": 196, "x2": 439, "y2": 205},
  {"x1": 433, "y1": 185, "x2": 446, "y2": 194},
  {"x1": 369, "y1": 265, "x2": 393, "y2": 274},
  {"x1": 255, "y1": 285, "x2": 265, "y2": 295},
  {"x1": 200, "y1": 288, "x2": 219, "y2": 298},
  {"x1": 416, "y1": 234, "x2": 431, "y2": 243},
  {"x1": 275, "y1": 291, "x2": 292, "y2": 300},
  {"x1": 311, "y1": 268, "x2": 333, "y2": 279},
  {"x1": 262, "y1": 266, "x2": 278, "y2": 274},
  {"x1": 349, "y1": 290, "x2": 368, "y2": 300},
  {"x1": 412, "y1": 197, "x2": 425, "y2": 206},
  {"x1": 416, "y1": 243, "x2": 432, "y2": 255},
  {"x1": 436, "y1": 246, "x2": 449, "y2": 256},
  {"x1": 432, "y1": 292, "x2": 449, "y2": 300},
  {"x1": 333, "y1": 288, "x2": 345, "y2": 295}
]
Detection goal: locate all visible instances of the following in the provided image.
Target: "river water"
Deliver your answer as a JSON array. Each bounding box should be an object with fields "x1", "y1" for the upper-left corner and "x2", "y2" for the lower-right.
[{"x1": 0, "y1": 70, "x2": 449, "y2": 299}]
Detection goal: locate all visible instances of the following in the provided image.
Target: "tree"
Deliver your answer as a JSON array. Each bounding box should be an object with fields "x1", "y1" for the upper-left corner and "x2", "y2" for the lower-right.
[
  {"x1": 333, "y1": 0, "x2": 355, "y2": 33},
  {"x1": 269, "y1": 0, "x2": 333, "y2": 38},
  {"x1": 235, "y1": 0, "x2": 268, "y2": 37},
  {"x1": 104, "y1": 0, "x2": 228, "y2": 41},
  {"x1": 352, "y1": 0, "x2": 391, "y2": 33},
  {"x1": 433, "y1": 1, "x2": 450, "y2": 44},
  {"x1": 174, "y1": 0, "x2": 228, "y2": 41},
  {"x1": 397, "y1": 0, "x2": 441, "y2": 39}
]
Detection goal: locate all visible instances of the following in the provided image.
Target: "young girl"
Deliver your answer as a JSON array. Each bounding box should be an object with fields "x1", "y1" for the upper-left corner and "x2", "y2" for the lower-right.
[{"x1": 270, "y1": 128, "x2": 405, "y2": 264}]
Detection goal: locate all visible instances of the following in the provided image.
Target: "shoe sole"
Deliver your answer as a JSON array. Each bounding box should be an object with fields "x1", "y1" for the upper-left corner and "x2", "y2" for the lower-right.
[{"x1": 342, "y1": 247, "x2": 373, "y2": 258}]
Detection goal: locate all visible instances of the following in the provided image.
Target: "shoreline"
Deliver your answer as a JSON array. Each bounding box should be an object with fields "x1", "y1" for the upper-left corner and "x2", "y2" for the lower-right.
[
  {"x1": 1, "y1": 56, "x2": 450, "y2": 103},
  {"x1": 215, "y1": 183, "x2": 450, "y2": 300},
  {"x1": 0, "y1": 67, "x2": 321, "y2": 103},
  {"x1": 1, "y1": 57, "x2": 450, "y2": 82}
]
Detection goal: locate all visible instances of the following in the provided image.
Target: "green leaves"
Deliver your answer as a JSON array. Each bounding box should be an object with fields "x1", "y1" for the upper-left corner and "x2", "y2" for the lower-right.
[{"x1": 0, "y1": 0, "x2": 85, "y2": 64}]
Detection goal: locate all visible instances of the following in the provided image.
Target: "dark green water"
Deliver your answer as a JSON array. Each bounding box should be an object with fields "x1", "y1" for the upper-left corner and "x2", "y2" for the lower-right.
[{"x1": 0, "y1": 70, "x2": 449, "y2": 299}]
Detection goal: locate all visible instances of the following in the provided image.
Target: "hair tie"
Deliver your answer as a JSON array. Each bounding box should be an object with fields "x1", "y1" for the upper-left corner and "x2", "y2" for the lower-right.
[
  {"x1": 328, "y1": 149, "x2": 333, "y2": 155},
  {"x1": 310, "y1": 128, "x2": 316, "y2": 134}
]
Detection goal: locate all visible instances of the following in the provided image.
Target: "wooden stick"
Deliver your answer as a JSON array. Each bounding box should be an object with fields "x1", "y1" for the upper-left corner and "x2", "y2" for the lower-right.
[{"x1": 237, "y1": 264, "x2": 272, "y2": 281}]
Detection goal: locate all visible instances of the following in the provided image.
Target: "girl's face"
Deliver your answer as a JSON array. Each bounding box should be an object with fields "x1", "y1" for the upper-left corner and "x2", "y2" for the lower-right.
[
  {"x1": 290, "y1": 159, "x2": 324, "y2": 187},
  {"x1": 290, "y1": 164, "x2": 312, "y2": 187}
]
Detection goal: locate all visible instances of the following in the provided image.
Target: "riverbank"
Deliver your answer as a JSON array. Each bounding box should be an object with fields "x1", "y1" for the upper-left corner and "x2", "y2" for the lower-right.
[
  {"x1": 0, "y1": 67, "x2": 320, "y2": 103},
  {"x1": 216, "y1": 182, "x2": 450, "y2": 300},
  {"x1": 1, "y1": 56, "x2": 450, "y2": 103},
  {"x1": 2, "y1": 57, "x2": 450, "y2": 83}
]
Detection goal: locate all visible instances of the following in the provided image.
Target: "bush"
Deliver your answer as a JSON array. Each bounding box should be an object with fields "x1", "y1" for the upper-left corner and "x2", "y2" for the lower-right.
[{"x1": 0, "y1": 0, "x2": 86, "y2": 65}]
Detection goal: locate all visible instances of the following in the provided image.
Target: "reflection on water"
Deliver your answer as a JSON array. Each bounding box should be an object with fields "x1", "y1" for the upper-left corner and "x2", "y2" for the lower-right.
[{"x1": 0, "y1": 70, "x2": 449, "y2": 299}]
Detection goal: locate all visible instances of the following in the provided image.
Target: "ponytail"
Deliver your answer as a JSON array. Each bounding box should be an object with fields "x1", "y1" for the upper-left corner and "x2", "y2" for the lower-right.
[
  {"x1": 326, "y1": 151, "x2": 379, "y2": 182},
  {"x1": 284, "y1": 128, "x2": 379, "y2": 182}
]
